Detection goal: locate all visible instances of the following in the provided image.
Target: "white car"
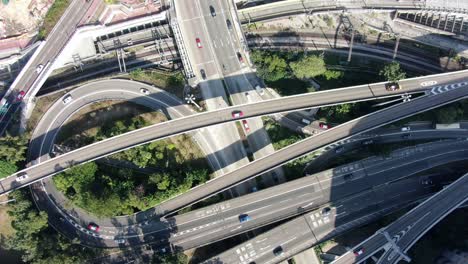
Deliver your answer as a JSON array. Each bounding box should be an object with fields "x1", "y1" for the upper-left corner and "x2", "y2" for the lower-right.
[
  {"x1": 114, "y1": 238, "x2": 125, "y2": 244},
  {"x1": 16, "y1": 173, "x2": 29, "y2": 182},
  {"x1": 255, "y1": 85, "x2": 265, "y2": 96},
  {"x1": 401, "y1": 126, "x2": 410, "y2": 132},
  {"x1": 62, "y1": 94, "x2": 73, "y2": 104},
  {"x1": 36, "y1": 64, "x2": 44, "y2": 73},
  {"x1": 140, "y1": 88, "x2": 150, "y2": 95}
]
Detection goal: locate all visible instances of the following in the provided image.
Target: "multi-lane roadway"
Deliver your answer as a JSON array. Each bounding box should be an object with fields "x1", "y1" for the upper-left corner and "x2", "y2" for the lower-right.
[
  {"x1": 332, "y1": 171, "x2": 468, "y2": 264},
  {"x1": 0, "y1": 72, "x2": 467, "y2": 206},
  {"x1": 27, "y1": 77, "x2": 468, "y2": 250},
  {"x1": 0, "y1": 0, "x2": 92, "y2": 135},
  {"x1": 38, "y1": 137, "x2": 468, "y2": 249}
]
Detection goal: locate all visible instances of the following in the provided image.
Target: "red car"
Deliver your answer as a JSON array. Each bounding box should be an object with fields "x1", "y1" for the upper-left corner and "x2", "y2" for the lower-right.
[
  {"x1": 231, "y1": 110, "x2": 244, "y2": 118},
  {"x1": 196, "y1": 38, "x2": 202, "y2": 48},
  {"x1": 319, "y1": 122, "x2": 330, "y2": 129},
  {"x1": 15, "y1": 91, "x2": 25, "y2": 102},
  {"x1": 87, "y1": 223, "x2": 100, "y2": 232},
  {"x1": 353, "y1": 247, "x2": 365, "y2": 256},
  {"x1": 242, "y1": 120, "x2": 250, "y2": 132},
  {"x1": 237, "y1": 52, "x2": 243, "y2": 63}
]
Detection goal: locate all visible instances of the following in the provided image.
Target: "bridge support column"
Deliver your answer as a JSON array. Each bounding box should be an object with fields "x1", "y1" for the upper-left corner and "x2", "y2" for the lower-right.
[
  {"x1": 451, "y1": 16, "x2": 458, "y2": 32},
  {"x1": 380, "y1": 230, "x2": 412, "y2": 262},
  {"x1": 393, "y1": 35, "x2": 400, "y2": 60},
  {"x1": 347, "y1": 30, "x2": 354, "y2": 63}
]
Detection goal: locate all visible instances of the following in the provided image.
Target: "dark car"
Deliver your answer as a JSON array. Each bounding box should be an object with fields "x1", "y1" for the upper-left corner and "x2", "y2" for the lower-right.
[
  {"x1": 273, "y1": 246, "x2": 284, "y2": 256},
  {"x1": 200, "y1": 69, "x2": 206, "y2": 80},
  {"x1": 226, "y1": 19, "x2": 232, "y2": 29},
  {"x1": 402, "y1": 133, "x2": 411, "y2": 139},
  {"x1": 421, "y1": 178, "x2": 433, "y2": 185},
  {"x1": 385, "y1": 82, "x2": 401, "y2": 91},
  {"x1": 209, "y1": 5, "x2": 216, "y2": 17},
  {"x1": 343, "y1": 174, "x2": 354, "y2": 181},
  {"x1": 239, "y1": 214, "x2": 252, "y2": 223},
  {"x1": 335, "y1": 146, "x2": 344, "y2": 153},
  {"x1": 321, "y1": 207, "x2": 331, "y2": 216},
  {"x1": 361, "y1": 139, "x2": 374, "y2": 145}
]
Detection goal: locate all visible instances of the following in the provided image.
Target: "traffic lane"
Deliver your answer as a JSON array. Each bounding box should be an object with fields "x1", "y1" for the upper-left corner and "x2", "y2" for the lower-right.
[
  {"x1": 29, "y1": 80, "x2": 194, "y2": 160},
  {"x1": 2, "y1": 78, "x2": 467, "y2": 196},
  {"x1": 198, "y1": 0, "x2": 240, "y2": 72},
  {"x1": 169, "y1": 174, "x2": 324, "y2": 234},
  {"x1": 158, "y1": 83, "x2": 468, "y2": 214},
  {"x1": 380, "y1": 186, "x2": 468, "y2": 264},
  {"x1": 256, "y1": 177, "x2": 433, "y2": 264},
  {"x1": 20, "y1": 0, "x2": 89, "y2": 90},
  {"x1": 223, "y1": 176, "x2": 430, "y2": 264},
  {"x1": 169, "y1": 143, "x2": 462, "y2": 247},
  {"x1": 175, "y1": 0, "x2": 213, "y2": 73},
  {"x1": 386, "y1": 177, "x2": 468, "y2": 247},
  {"x1": 369, "y1": 70, "x2": 468, "y2": 98},
  {"x1": 342, "y1": 174, "x2": 468, "y2": 264},
  {"x1": 306, "y1": 130, "x2": 468, "y2": 173}
]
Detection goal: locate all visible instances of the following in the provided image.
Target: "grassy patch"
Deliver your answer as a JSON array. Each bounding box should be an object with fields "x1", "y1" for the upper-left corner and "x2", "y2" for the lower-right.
[
  {"x1": 53, "y1": 102, "x2": 210, "y2": 217},
  {"x1": 56, "y1": 100, "x2": 165, "y2": 147},
  {"x1": 267, "y1": 78, "x2": 310, "y2": 96},
  {"x1": 28, "y1": 91, "x2": 67, "y2": 133},
  {"x1": 127, "y1": 69, "x2": 185, "y2": 98},
  {"x1": 38, "y1": 0, "x2": 71, "y2": 40},
  {"x1": 263, "y1": 117, "x2": 306, "y2": 150},
  {"x1": 0, "y1": 197, "x2": 14, "y2": 237}
]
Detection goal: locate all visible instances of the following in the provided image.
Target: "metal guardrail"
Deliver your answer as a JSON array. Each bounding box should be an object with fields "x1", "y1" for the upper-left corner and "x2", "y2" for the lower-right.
[{"x1": 170, "y1": 19, "x2": 195, "y2": 79}]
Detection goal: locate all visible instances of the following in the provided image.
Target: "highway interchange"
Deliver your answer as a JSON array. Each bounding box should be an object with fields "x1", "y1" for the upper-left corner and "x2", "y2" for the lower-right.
[{"x1": 1, "y1": 0, "x2": 468, "y2": 263}]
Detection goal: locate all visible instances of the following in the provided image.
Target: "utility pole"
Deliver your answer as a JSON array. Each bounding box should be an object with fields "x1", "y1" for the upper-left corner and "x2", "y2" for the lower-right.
[
  {"x1": 393, "y1": 34, "x2": 400, "y2": 59},
  {"x1": 347, "y1": 29, "x2": 355, "y2": 62}
]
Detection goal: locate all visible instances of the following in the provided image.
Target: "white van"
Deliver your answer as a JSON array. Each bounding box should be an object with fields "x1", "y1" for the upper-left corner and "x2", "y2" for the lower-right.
[
  {"x1": 255, "y1": 85, "x2": 265, "y2": 95},
  {"x1": 302, "y1": 118, "x2": 311, "y2": 125},
  {"x1": 63, "y1": 94, "x2": 73, "y2": 104}
]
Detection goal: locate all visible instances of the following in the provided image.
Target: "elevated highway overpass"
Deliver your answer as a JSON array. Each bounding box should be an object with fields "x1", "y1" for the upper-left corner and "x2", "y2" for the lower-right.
[
  {"x1": 40, "y1": 139, "x2": 468, "y2": 248},
  {"x1": 0, "y1": 70, "x2": 467, "y2": 209},
  {"x1": 27, "y1": 77, "x2": 468, "y2": 249},
  {"x1": 237, "y1": 0, "x2": 467, "y2": 24},
  {"x1": 332, "y1": 170, "x2": 468, "y2": 264},
  {"x1": 0, "y1": 0, "x2": 93, "y2": 135}
]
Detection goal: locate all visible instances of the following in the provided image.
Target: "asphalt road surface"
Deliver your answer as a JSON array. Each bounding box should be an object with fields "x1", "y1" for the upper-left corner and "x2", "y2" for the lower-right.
[
  {"x1": 205, "y1": 174, "x2": 441, "y2": 264},
  {"x1": 332, "y1": 172, "x2": 468, "y2": 264},
  {"x1": 32, "y1": 138, "x2": 468, "y2": 248},
  {"x1": 0, "y1": 0, "x2": 92, "y2": 135},
  {"x1": 0, "y1": 72, "x2": 466, "y2": 204},
  {"x1": 238, "y1": 0, "x2": 428, "y2": 23}
]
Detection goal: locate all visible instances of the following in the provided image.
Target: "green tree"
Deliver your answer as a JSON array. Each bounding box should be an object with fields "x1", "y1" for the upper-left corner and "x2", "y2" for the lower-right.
[
  {"x1": 129, "y1": 68, "x2": 144, "y2": 79},
  {"x1": 435, "y1": 106, "x2": 460, "y2": 123},
  {"x1": 152, "y1": 252, "x2": 188, "y2": 264},
  {"x1": 379, "y1": 61, "x2": 406, "y2": 82},
  {"x1": 0, "y1": 159, "x2": 17, "y2": 179},
  {"x1": 251, "y1": 51, "x2": 288, "y2": 82},
  {"x1": 322, "y1": 70, "x2": 343, "y2": 80},
  {"x1": 167, "y1": 72, "x2": 185, "y2": 87},
  {"x1": 4, "y1": 190, "x2": 100, "y2": 263},
  {"x1": 290, "y1": 55, "x2": 326, "y2": 79},
  {"x1": 0, "y1": 134, "x2": 28, "y2": 164}
]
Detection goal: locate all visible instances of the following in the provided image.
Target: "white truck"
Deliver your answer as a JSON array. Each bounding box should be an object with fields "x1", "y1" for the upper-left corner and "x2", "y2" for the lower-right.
[{"x1": 434, "y1": 123, "x2": 460, "y2": 129}]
